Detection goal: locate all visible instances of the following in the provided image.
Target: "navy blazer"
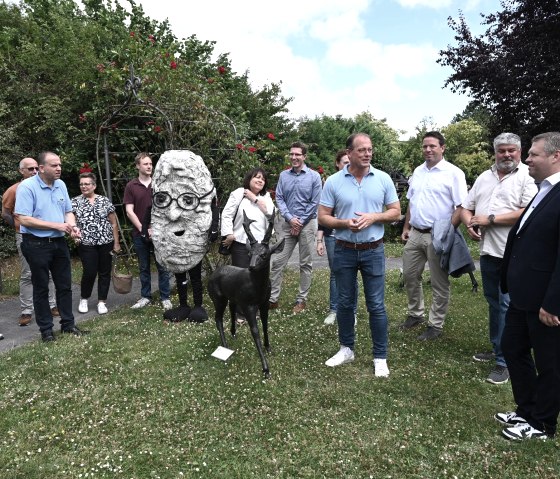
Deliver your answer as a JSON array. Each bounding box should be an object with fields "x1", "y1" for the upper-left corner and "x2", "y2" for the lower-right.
[{"x1": 501, "y1": 182, "x2": 560, "y2": 316}]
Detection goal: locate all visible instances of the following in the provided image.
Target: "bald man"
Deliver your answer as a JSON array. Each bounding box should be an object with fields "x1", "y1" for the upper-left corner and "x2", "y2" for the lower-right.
[{"x1": 2, "y1": 157, "x2": 58, "y2": 327}]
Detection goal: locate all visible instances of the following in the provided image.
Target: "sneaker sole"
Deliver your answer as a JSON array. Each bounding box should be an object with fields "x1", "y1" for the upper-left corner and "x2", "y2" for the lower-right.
[
  {"x1": 325, "y1": 357, "x2": 354, "y2": 367},
  {"x1": 501, "y1": 428, "x2": 548, "y2": 441},
  {"x1": 486, "y1": 377, "x2": 509, "y2": 385}
]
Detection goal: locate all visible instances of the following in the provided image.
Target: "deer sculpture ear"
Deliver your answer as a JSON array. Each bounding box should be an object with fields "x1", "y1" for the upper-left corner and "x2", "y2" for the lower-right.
[{"x1": 270, "y1": 238, "x2": 285, "y2": 255}]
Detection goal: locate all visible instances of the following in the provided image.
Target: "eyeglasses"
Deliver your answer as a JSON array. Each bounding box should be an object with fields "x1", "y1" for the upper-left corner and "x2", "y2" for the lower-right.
[
  {"x1": 25, "y1": 167, "x2": 39, "y2": 172},
  {"x1": 80, "y1": 183, "x2": 94, "y2": 187},
  {"x1": 152, "y1": 186, "x2": 215, "y2": 211}
]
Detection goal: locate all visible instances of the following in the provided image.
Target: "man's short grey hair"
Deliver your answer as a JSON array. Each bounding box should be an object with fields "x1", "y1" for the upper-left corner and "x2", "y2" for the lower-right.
[
  {"x1": 493, "y1": 133, "x2": 521, "y2": 152},
  {"x1": 532, "y1": 132, "x2": 560, "y2": 155}
]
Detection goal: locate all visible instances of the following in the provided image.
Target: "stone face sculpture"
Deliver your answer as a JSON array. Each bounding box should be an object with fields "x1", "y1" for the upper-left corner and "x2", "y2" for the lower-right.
[
  {"x1": 149, "y1": 149, "x2": 217, "y2": 323},
  {"x1": 151, "y1": 149, "x2": 215, "y2": 273}
]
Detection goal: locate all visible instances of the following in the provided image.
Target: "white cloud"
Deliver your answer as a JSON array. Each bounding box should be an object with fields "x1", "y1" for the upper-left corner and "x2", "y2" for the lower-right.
[
  {"x1": 132, "y1": 0, "x2": 476, "y2": 137},
  {"x1": 395, "y1": 0, "x2": 452, "y2": 8}
]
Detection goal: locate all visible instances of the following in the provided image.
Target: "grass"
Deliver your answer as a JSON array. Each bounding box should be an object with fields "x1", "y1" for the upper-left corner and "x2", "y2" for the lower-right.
[{"x1": 1, "y1": 265, "x2": 558, "y2": 478}]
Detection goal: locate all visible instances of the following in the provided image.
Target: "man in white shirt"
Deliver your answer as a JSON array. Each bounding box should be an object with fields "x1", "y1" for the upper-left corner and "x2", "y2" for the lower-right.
[
  {"x1": 461, "y1": 133, "x2": 537, "y2": 385},
  {"x1": 400, "y1": 131, "x2": 468, "y2": 340}
]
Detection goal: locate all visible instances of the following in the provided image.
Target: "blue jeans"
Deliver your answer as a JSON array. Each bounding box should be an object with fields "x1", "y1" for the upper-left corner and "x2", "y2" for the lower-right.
[
  {"x1": 133, "y1": 236, "x2": 171, "y2": 301},
  {"x1": 332, "y1": 243, "x2": 388, "y2": 358},
  {"x1": 480, "y1": 255, "x2": 509, "y2": 367},
  {"x1": 325, "y1": 235, "x2": 358, "y2": 313}
]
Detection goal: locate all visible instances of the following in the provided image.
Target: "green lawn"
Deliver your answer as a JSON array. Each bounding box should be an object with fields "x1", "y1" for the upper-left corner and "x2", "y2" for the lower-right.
[{"x1": 0, "y1": 268, "x2": 558, "y2": 478}]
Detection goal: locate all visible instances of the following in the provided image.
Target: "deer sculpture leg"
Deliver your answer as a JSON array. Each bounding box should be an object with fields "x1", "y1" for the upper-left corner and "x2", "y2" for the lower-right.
[
  {"x1": 242, "y1": 303, "x2": 270, "y2": 377},
  {"x1": 212, "y1": 295, "x2": 230, "y2": 349},
  {"x1": 229, "y1": 302, "x2": 237, "y2": 338},
  {"x1": 259, "y1": 301, "x2": 271, "y2": 353}
]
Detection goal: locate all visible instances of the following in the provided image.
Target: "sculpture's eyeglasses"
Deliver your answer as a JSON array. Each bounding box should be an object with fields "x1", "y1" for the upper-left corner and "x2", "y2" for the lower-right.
[{"x1": 152, "y1": 186, "x2": 214, "y2": 211}]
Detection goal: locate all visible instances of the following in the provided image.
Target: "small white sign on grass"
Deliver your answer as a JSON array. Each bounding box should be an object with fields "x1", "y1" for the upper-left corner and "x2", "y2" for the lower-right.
[{"x1": 211, "y1": 346, "x2": 234, "y2": 361}]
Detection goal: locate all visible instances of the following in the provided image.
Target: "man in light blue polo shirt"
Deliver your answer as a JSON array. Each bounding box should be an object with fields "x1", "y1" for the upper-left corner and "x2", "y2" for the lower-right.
[
  {"x1": 15, "y1": 151, "x2": 84, "y2": 342},
  {"x1": 319, "y1": 133, "x2": 400, "y2": 377},
  {"x1": 269, "y1": 141, "x2": 322, "y2": 314}
]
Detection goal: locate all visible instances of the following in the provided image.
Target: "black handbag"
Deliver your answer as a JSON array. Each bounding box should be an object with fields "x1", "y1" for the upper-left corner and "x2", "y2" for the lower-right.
[{"x1": 218, "y1": 238, "x2": 232, "y2": 256}]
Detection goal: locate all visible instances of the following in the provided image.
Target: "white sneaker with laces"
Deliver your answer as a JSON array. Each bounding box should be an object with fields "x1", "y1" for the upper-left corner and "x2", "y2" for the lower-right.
[
  {"x1": 374, "y1": 358, "x2": 390, "y2": 377},
  {"x1": 502, "y1": 423, "x2": 549, "y2": 441},
  {"x1": 325, "y1": 346, "x2": 355, "y2": 367},
  {"x1": 161, "y1": 299, "x2": 173, "y2": 310},
  {"x1": 324, "y1": 311, "x2": 336, "y2": 325},
  {"x1": 78, "y1": 299, "x2": 88, "y2": 313},
  {"x1": 131, "y1": 297, "x2": 151, "y2": 309},
  {"x1": 494, "y1": 411, "x2": 527, "y2": 426},
  {"x1": 97, "y1": 302, "x2": 108, "y2": 314}
]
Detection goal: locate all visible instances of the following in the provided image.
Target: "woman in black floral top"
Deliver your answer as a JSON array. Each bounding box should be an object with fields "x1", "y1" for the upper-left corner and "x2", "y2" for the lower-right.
[{"x1": 72, "y1": 172, "x2": 120, "y2": 315}]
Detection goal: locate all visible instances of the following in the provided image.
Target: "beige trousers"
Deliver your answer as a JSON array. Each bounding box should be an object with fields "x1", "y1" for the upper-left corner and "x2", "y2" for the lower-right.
[{"x1": 402, "y1": 228, "x2": 450, "y2": 329}]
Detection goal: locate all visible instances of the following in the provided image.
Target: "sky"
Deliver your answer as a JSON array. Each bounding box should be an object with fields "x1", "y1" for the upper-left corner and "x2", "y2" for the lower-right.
[{"x1": 135, "y1": 0, "x2": 502, "y2": 138}]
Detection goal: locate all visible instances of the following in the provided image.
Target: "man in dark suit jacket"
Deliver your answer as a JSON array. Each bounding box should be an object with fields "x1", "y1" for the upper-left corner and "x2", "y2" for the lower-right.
[{"x1": 496, "y1": 132, "x2": 560, "y2": 441}]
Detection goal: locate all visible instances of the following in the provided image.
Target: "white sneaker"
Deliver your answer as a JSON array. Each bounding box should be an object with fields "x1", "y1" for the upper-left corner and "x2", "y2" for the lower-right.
[
  {"x1": 324, "y1": 311, "x2": 336, "y2": 325},
  {"x1": 131, "y1": 297, "x2": 150, "y2": 309},
  {"x1": 161, "y1": 300, "x2": 173, "y2": 310},
  {"x1": 325, "y1": 346, "x2": 355, "y2": 367},
  {"x1": 97, "y1": 302, "x2": 108, "y2": 314},
  {"x1": 78, "y1": 299, "x2": 88, "y2": 313},
  {"x1": 374, "y1": 358, "x2": 390, "y2": 377}
]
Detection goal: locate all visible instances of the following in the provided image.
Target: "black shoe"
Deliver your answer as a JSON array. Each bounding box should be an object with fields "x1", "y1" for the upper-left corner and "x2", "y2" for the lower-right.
[
  {"x1": 0, "y1": 333, "x2": 4, "y2": 340},
  {"x1": 61, "y1": 326, "x2": 88, "y2": 336},
  {"x1": 42, "y1": 331, "x2": 55, "y2": 342},
  {"x1": 417, "y1": 326, "x2": 442, "y2": 340},
  {"x1": 399, "y1": 315, "x2": 424, "y2": 330}
]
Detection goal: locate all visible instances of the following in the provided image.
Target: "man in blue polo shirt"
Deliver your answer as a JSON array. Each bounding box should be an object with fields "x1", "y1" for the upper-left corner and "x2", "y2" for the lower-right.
[
  {"x1": 269, "y1": 141, "x2": 322, "y2": 314},
  {"x1": 319, "y1": 133, "x2": 400, "y2": 377},
  {"x1": 15, "y1": 151, "x2": 84, "y2": 342}
]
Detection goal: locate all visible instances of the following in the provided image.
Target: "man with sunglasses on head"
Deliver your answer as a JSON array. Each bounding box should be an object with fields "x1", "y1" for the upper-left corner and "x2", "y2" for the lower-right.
[
  {"x1": 2, "y1": 157, "x2": 58, "y2": 328},
  {"x1": 123, "y1": 152, "x2": 171, "y2": 310}
]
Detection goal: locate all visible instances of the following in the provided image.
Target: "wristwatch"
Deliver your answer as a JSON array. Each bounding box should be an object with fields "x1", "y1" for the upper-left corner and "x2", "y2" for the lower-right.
[{"x1": 488, "y1": 214, "x2": 495, "y2": 225}]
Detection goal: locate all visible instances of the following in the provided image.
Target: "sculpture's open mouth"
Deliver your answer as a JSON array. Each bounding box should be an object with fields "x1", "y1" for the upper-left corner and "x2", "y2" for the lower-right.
[{"x1": 173, "y1": 230, "x2": 185, "y2": 237}]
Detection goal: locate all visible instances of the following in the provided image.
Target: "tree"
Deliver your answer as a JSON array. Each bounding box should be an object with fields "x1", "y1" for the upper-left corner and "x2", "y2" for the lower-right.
[
  {"x1": 442, "y1": 119, "x2": 492, "y2": 185},
  {"x1": 297, "y1": 112, "x2": 404, "y2": 178},
  {"x1": 0, "y1": 0, "x2": 294, "y2": 198},
  {"x1": 438, "y1": 0, "x2": 560, "y2": 143}
]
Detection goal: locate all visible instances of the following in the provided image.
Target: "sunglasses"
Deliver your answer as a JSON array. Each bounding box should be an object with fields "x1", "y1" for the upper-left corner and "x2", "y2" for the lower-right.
[{"x1": 26, "y1": 167, "x2": 39, "y2": 172}]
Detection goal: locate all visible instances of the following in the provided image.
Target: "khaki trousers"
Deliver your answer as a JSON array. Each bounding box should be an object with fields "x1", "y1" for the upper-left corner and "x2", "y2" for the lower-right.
[
  {"x1": 402, "y1": 228, "x2": 450, "y2": 329},
  {"x1": 269, "y1": 217, "x2": 317, "y2": 303}
]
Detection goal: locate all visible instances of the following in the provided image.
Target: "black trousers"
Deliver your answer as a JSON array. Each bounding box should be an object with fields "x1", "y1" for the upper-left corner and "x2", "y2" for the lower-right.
[
  {"x1": 21, "y1": 235, "x2": 75, "y2": 334},
  {"x1": 502, "y1": 303, "x2": 560, "y2": 435},
  {"x1": 231, "y1": 241, "x2": 250, "y2": 268},
  {"x1": 175, "y1": 261, "x2": 203, "y2": 307},
  {"x1": 78, "y1": 242, "x2": 113, "y2": 301}
]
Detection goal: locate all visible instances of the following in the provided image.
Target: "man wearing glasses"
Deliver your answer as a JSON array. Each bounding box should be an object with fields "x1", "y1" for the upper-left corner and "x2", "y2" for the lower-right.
[
  {"x1": 269, "y1": 141, "x2": 322, "y2": 314},
  {"x1": 2, "y1": 157, "x2": 58, "y2": 327},
  {"x1": 123, "y1": 152, "x2": 171, "y2": 310}
]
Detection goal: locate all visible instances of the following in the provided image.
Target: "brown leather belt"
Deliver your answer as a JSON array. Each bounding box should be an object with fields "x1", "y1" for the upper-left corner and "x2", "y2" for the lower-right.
[
  {"x1": 412, "y1": 226, "x2": 432, "y2": 234},
  {"x1": 336, "y1": 238, "x2": 383, "y2": 250}
]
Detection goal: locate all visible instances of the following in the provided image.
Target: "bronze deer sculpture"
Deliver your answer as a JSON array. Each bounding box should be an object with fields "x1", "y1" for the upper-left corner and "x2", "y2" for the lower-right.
[{"x1": 207, "y1": 210, "x2": 284, "y2": 378}]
